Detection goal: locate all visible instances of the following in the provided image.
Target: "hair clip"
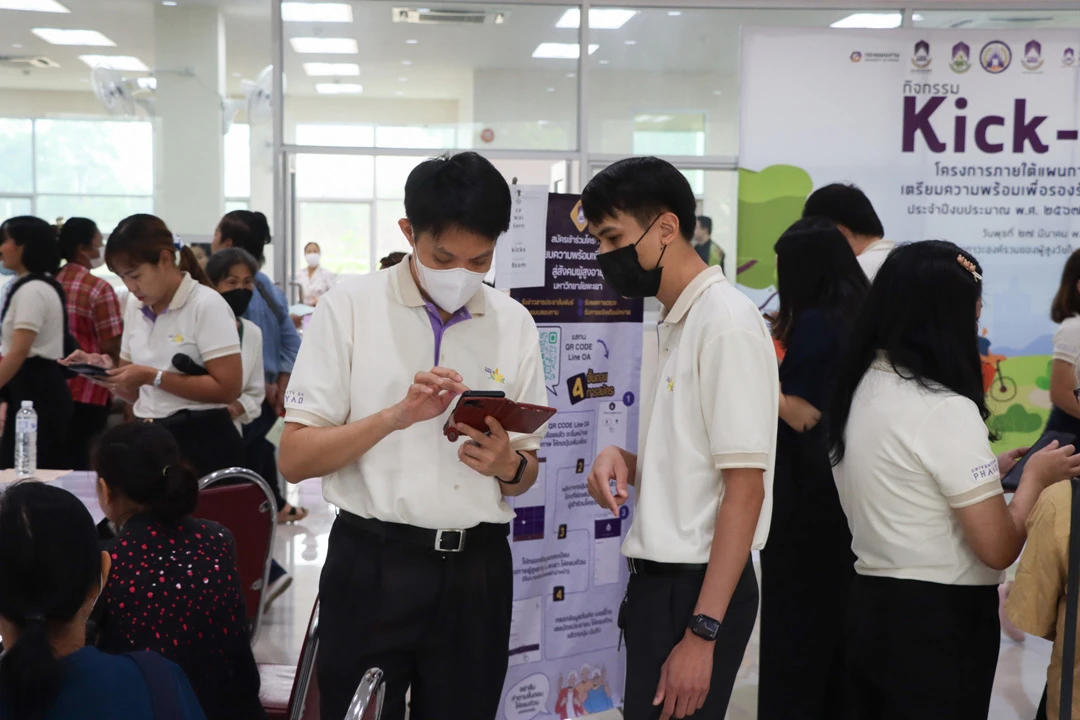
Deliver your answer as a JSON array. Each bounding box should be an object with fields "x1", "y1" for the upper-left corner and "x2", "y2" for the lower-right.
[
  {"x1": 957, "y1": 254, "x2": 982, "y2": 282},
  {"x1": 162, "y1": 465, "x2": 172, "y2": 478}
]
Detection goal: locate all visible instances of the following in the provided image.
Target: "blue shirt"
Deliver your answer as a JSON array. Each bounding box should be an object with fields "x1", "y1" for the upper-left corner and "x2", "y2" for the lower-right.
[
  {"x1": 244, "y1": 272, "x2": 301, "y2": 383},
  {"x1": 0, "y1": 646, "x2": 206, "y2": 720}
]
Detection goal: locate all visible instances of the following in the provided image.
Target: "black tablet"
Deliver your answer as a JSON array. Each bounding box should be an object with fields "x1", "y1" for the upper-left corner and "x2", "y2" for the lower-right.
[{"x1": 1001, "y1": 431, "x2": 1078, "y2": 492}]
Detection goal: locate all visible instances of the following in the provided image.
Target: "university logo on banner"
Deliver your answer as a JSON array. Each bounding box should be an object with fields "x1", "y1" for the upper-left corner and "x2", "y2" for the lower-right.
[
  {"x1": 912, "y1": 40, "x2": 931, "y2": 69},
  {"x1": 950, "y1": 42, "x2": 972, "y2": 73},
  {"x1": 1022, "y1": 40, "x2": 1044, "y2": 71},
  {"x1": 980, "y1": 40, "x2": 1012, "y2": 73}
]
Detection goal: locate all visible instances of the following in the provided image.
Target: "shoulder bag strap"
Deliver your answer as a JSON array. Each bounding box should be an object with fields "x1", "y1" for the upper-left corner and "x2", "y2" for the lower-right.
[
  {"x1": 1060, "y1": 476, "x2": 1080, "y2": 718},
  {"x1": 127, "y1": 650, "x2": 184, "y2": 720}
]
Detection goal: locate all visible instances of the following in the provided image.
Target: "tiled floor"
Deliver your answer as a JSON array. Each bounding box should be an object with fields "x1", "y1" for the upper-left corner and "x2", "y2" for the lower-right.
[{"x1": 257, "y1": 481, "x2": 1054, "y2": 720}]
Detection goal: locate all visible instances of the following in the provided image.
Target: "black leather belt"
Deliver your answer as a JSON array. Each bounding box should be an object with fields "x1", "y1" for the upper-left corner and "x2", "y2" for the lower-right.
[
  {"x1": 627, "y1": 558, "x2": 709, "y2": 576},
  {"x1": 339, "y1": 511, "x2": 509, "y2": 553}
]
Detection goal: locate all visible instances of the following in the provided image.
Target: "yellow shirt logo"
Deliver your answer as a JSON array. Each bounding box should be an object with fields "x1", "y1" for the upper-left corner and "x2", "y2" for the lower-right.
[
  {"x1": 171, "y1": 334, "x2": 185, "y2": 344},
  {"x1": 489, "y1": 368, "x2": 506, "y2": 385},
  {"x1": 666, "y1": 377, "x2": 674, "y2": 392}
]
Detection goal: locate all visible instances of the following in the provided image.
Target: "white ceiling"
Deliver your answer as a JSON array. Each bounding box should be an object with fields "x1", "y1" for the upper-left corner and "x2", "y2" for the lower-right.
[{"x1": 0, "y1": 1, "x2": 1079, "y2": 102}]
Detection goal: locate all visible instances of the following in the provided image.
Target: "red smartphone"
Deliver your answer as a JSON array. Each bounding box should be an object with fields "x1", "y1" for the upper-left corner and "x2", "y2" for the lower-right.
[{"x1": 444, "y1": 391, "x2": 556, "y2": 442}]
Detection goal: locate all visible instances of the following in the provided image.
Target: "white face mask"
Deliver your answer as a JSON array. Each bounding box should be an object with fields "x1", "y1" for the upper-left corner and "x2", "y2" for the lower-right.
[
  {"x1": 88, "y1": 248, "x2": 106, "y2": 270},
  {"x1": 413, "y1": 253, "x2": 486, "y2": 314},
  {"x1": 305, "y1": 253, "x2": 320, "y2": 268}
]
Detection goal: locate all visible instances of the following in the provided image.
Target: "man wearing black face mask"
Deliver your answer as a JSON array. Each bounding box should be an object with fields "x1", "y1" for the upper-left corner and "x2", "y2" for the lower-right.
[{"x1": 583, "y1": 157, "x2": 779, "y2": 720}]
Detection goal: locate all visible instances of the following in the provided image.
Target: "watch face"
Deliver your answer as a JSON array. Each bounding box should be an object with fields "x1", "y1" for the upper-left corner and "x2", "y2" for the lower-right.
[{"x1": 693, "y1": 615, "x2": 720, "y2": 640}]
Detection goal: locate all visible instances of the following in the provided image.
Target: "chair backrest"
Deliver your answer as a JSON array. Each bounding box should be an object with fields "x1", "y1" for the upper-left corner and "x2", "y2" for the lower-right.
[
  {"x1": 345, "y1": 668, "x2": 385, "y2": 720},
  {"x1": 287, "y1": 598, "x2": 321, "y2": 720},
  {"x1": 195, "y1": 467, "x2": 277, "y2": 643}
]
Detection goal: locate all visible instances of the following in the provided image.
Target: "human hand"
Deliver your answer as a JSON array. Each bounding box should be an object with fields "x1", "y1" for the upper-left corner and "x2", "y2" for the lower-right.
[
  {"x1": 654, "y1": 633, "x2": 713, "y2": 719},
  {"x1": 60, "y1": 350, "x2": 113, "y2": 369},
  {"x1": 265, "y1": 383, "x2": 279, "y2": 411},
  {"x1": 275, "y1": 374, "x2": 290, "y2": 417},
  {"x1": 455, "y1": 416, "x2": 519, "y2": 479},
  {"x1": 781, "y1": 394, "x2": 821, "y2": 432},
  {"x1": 1021, "y1": 440, "x2": 1080, "y2": 489},
  {"x1": 588, "y1": 446, "x2": 629, "y2": 517},
  {"x1": 104, "y1": 365, "x2": 153, "y2": 403},
  {"x1": 997, "y1": 446, "x2": 1030, "y2": 477},
  {"x1": 228, "y1": 402, "x2": 244, "y2": 421},
  {"x1": 390, "y1": 367, "x2": 469, "y2": 430}
]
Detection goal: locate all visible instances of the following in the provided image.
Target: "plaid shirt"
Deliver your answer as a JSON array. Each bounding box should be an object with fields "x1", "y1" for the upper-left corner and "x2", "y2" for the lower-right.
[{"x1": 57, "y1": 263, "x2": 124, "y2": 406}]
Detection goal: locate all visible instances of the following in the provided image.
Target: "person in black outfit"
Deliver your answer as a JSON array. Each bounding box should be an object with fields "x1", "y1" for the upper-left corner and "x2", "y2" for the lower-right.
[
  {"x1": 758, "y1": 217, "x2": 868, "y2": 720},
  {"x1": 0, "y1": 216, "x2": 73, "y2": 470},
  {"x1": 92, "y1": 422, "x2": 263, "y2": 720}
]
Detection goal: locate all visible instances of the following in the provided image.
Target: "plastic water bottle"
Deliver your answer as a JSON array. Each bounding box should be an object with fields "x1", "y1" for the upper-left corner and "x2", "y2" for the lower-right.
[{"x1": 14, "y1": 401, "x2": 36, "y2": 479}]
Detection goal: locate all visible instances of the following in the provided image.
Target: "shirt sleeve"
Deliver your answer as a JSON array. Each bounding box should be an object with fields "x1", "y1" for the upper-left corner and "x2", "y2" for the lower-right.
[
  {"x1": 238, "y1": 322, "x2": 265, "y2": 425},
  {"x1": 779, "y1": 309, "x2": 841, "y2": 410},
  {"x1": 193, "y1": 291, "x2": 241, "y2": 362},
  {"x1": 284, "y1": 291, "x2": 352, "y2": 428},
  {"x1": 509, "y1": 322, "x2": 550, "y2": 452},
  {"x1": 91, "y1": 282, "x2": 124, "y2": 343},
  {"x1": 700, "y1": 328, "x2": 779, "y2": 470},
  {"x1": 1053, "y1": 317, "x2": 1080, "y2": 365},
  {"x1": 9, "y1": 282, "x2": 53, "y2": 333},
  {"x1": 1007, "y1": 484, "x2": 1068, "y2": 640},
  {"x1": 913, "y1": 396, "x2": 1003, "y2": 508}
]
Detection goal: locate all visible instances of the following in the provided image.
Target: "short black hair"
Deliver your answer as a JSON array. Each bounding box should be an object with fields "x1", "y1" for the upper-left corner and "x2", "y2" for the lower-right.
[
  {"x1": 93, "y1": 423, "x2": 198, "y2": 523},
  {"x1": 57, "y1": 217, "x2": 99, "y2": 262},
  {"x1": 581, "y1": 157, "x2": 697, "y2": 241},
  {"x1": 802, "y1": 184, "x2": 885, "y2": 238},
  {"x1": 1, "y1": 216, "x2": 61, "y2": 274},
  {"x1": 404, "y1": 152, "x2": 511, "y2": 241},
  {"x1": 205, "y1": 247, "x2": 259, "y2": 286},
  {"x1": 697, "y1": 216, "x2": 713, "y2": 234}
]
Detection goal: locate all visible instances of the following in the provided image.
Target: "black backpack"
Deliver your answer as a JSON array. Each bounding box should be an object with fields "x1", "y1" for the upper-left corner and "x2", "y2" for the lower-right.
[{"x1": 0, "y1": 274, "x2": 81, "y2": 360}]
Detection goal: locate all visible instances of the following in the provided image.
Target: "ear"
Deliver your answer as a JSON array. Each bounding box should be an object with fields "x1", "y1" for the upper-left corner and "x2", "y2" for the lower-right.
[
  {"x1": 657, "y1": 212, "x2": 681, "y2": 247},
  {"x1": 398, "y1": 219, "x2": 416, "y2": 249},
  {"x1": 159, "y1": 248, "x2": 175, "y2": 268}
]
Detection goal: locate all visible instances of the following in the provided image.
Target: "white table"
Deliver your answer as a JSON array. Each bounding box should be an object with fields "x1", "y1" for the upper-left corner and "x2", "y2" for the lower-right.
[{"x1": 0, "y1": 470, "x2": 104, "y2": 524}]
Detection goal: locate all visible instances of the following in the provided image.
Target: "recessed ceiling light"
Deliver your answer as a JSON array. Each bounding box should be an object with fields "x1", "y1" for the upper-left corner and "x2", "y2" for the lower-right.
[
  {"x1": 281, "y1": 2, "x2": 352, "y2": 23},
  {"x1": 303, "y1": 62, "x2": 360, "y2": 76},
  {"x1": 401, "y1": 60, "x2": 412, "y2": 66},
  {"x1": 11, "y1": 43, "x2": 22, "y2": 49},
  {"x1": 394, "y1": 90, "x2": 404, "y2": 96},
  {"x1": 713, "y1": 90, "x2": 723, "y2": 95},
  {"x1": 32, "y1": 28, "x2": 115, "y2": 46},
  {"x1": 566, "y1": 72, "x2": 575, "y2": 78},
  {"x1": 547, "y1": 87, "x2": 555, "y2": 92},
  {"x1": 78, "y1": 55, "x2": 149, "y2": 72},
  {"x1": 668, "y1": 11, "x2": 682, "y2": 16},
  {"x1": 289, "y1": 37, "x2": 358, "y2": 54},
  {"x1": 316, "y1": 82, "x2": 363, "y2": 94},
  {"x1": 398, "y1": 76, "x2": 408, "y2": 82},
  {"x1": 556, "y1": 8, "x2": 637, "y2": 30},
  {"x1": 406, "y1": 39, "x2": 418, "y2": 45},
  {"x1": 161, "y1": 0, "x2": 177, "y2": 5},
  {"x1": 0, "y1": 0, "x2": 69, "y2": 11},
  {"x1": 625, "y1": 40, "x2": 636, "y2": 46},
  {"x1": 232, "y1": 71, "x2": 243, "y2": 77},
  {"x1": 532, "y1": 43, "x2": 599, "y2": 60},
  {"x1": 831, "y1": 12, "x2": 902, "y2": 29},
  {"x1": 599, "y1": 59, "x2": 610, "y2": 65}
]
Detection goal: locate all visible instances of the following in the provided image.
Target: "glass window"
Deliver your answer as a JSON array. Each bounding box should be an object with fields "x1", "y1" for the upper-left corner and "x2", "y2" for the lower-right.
[
  {"x1": 297, "y1": 201, "x2": 371, "y2": 275},
  {"x1": 375, "y1": 199, "x2": 411, "y2": 261},
  {"x1": 225, "y1": 200, "x2": 250, "y2": 214},
  {"x1": 294, "y1": 154, "x2": 374, "y2": 199},
  {"x1": 283, "y1": 2, "x2": 579, "y2": 151},
  {"x1": 914, "y1": 10, "x2": 1080, "y2": 28},
  {"x1": 375, "y1": 156, "x2": 424, "y2": 200},
  {"x1": 0, "y1": 197, "x2": 32, "y2": 219},
  {"x1": 0, "y1": 120, "x2": 33, "y2": 194},
  {"x1": 225, "y1": 124, "x2": 251, "y2": 199},
  {"x1": 36, "y1": 195, "x2": 154, "y2": 233},
  {"x1": 35, "y1": 119, "x2": 153, "y2": 195},
  {"x1": 295, "y1": 124, "x2": 374, "y2": 148}
]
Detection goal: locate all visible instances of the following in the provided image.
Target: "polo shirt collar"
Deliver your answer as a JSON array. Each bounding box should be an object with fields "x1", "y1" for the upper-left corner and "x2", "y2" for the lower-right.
[
  {"x1": 660, "y1": 266, "x2": 726, "y2": 326},
  {"x1": 139, "y1": 272, "x2": 197, "y2": 320},
  {"x1": 390, "y1": 254, "x2": 487, "y2": 317}
]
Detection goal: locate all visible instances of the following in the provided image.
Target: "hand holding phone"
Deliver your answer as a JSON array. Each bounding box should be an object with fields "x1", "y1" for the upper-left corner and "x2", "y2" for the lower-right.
[
  {"x1": 443, "y1": 391, "x2": 555, "y2": 442},
  {"x1": 66, "y1": 363, "x2": 111, "y2": 379}
]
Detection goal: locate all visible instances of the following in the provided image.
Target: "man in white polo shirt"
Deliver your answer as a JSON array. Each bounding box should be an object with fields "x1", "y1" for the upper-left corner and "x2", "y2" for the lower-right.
[
  {"x1": 583, "y1": 157, "x2": 778, "y2": 720},
  {"x1": 802, "y1": 183, "x2": 895, "y2": 281},
  {"x1": 279, "y1": 152, "x2": 548, "y2": 720}
]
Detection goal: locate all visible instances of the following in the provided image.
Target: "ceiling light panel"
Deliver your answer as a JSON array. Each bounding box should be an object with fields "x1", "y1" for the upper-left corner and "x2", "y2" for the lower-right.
[
  {"x1": 32, "y1": 28, "x2": 115, "y2": 46},
  {"x1": 316, "y1": 83, "x2": 363, "y2": 94},
  {"x1": 289, "y1": 37, "x2": 358, "y2": 54},
  {"x1": 0, "y1": 0, "x2": 69, "y2": 12},
  {"x1": 282, "y1": 2, "x2": 353, "y2": 23},
  {"x1": 533, "y1": 43, "x2": 599, "y2": 60},
  {"x1": 79, "y1": 55, "x2": 149, "y2": 71},
  {"x1": 831, "y1": 13, "x2": 902, "y2": 29},
  {"x1": 556, "y1": 8, "x2": 637, "y2": 30},
  {"x1": 303, "y1": 62, "x2": 360, "y2": 76}
]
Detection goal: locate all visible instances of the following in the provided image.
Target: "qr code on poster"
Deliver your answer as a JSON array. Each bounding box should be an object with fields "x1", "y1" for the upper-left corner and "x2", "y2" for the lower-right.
[{"x1": 538, "y1": 326, "x2": 561, "y2": 386}]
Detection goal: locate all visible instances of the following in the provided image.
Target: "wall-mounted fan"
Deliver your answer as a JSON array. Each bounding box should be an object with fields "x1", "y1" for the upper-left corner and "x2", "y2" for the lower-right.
[
  {"x1": 223, "y1": 65, "x2": 283, "y2": 134},
  {"x1": 90, "y1": 66, "x2": 155, "y2": 119}
]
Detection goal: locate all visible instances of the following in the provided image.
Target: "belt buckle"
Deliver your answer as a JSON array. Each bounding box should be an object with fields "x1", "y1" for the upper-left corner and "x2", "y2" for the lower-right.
[{"x1": 435, "y1": 528, "x2": 466, "y2": 553}]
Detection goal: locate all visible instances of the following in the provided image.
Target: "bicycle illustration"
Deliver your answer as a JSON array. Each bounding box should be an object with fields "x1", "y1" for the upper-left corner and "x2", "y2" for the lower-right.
[
  {"x1": 987, "y1": 359, "x2": 1018, "y2": 403},
  {"x1": 979, "y1": 329, "x2": 1017, "y2": 403}
]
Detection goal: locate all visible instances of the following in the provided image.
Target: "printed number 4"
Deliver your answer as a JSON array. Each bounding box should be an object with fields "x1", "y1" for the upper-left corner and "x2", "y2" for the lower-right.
[{"x1": 570, "y1": 377, "x2": 585, "y2": 400}]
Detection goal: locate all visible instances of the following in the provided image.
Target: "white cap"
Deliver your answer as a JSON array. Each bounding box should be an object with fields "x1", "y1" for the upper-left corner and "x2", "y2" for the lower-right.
[{"x1": 20, "y1": 401, "x2": 32, "y2": 410}]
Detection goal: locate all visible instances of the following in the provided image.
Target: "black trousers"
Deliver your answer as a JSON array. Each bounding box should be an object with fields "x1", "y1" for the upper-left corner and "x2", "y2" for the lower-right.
[
  {"x1": 1, "y1": 357, "x2": 73, "y2": 470},
  {"x1": 241, "y1": 400, "x2": 285, "y2": 511},
  {"x1": 624, "y1": 558, "x2": 758, "y2": 720},
  {"x1": 67, "y1": 401, "x2": 111, "y2": 471},
  {"x1": 846, "y1": 574, "x2": 1000, "y2": 720},
  {"x1": 152, "y1": 408, "x2": 245, "y2": 479},
  {"x1": 317, "y1": 516, "x2": 513, "y2": 720}
]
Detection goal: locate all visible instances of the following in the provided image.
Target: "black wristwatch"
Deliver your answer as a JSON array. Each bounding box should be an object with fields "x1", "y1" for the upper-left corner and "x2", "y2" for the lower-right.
[
  {"x1": 498, "y1": 451, "x2": 529, "y2": 485},
  {"x1": 688, "y1": 614, "x2": 721, "y2": 642}
]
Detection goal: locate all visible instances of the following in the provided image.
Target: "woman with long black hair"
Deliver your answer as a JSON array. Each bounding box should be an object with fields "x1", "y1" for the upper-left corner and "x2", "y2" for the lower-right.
[
  {"x1": 828, "y1": 240, "x2": 1080, "y2": 718},
  {"x1": 0, "y1": 216, "x2": 73, "y2": 470},
  {"x1": 758, "y1": 217, "x2": 868, "y2": 719}
]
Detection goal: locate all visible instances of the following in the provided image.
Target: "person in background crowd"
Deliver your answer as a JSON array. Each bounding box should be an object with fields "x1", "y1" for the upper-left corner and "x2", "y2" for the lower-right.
[
  {"x1": 0, "y1": 216, "x2": 73, "y2": 470},
  {"x1": 1044, "y1": 249, "x2": 1080, "y2": 436},
  {"x1": 189, "y1": 244, "x2": 210, "y2": 270},
  {"x1": 205, "y1": 249, "x2": 265, "y2": 435},
  {"x1": 758, "y1": 218, "x2": 868, "y2": 720},
  {"x1": 0, "y1": 481, "x2": 205, "y2": 720},
  {"x1": 802, "y1": 184, "x2": 894, "y2": 281},
  {"x1": 583, "y1": 157, "x2": 777, "y2": 720},
  {"x1": 827, "y1": 241, "x2": 1080, "y2": 719},
  {"x1": 693, "y1": 216, "x2": 725, "y2": 271},
  {"x1": 296, "y1": 242, "x2": 336, "y2": 307},
  {"x1": 92, "y1": 423, "x2": 263, "y2": 720},
  {"x1": 209, "y1": 211, "x2": 306, "y2": 527},
  {"x1": 379, "y1": 251, "x2": 407, "y2": 270},
  {"x1": 56, "y1": 217, "x2": 123, "y2": 470},
  {"x1": 280, "y1": 152, "x2": 547, "y2": 720},
  {"x1": 62, "y1": 214, "x2": 243, "y2": 479}
]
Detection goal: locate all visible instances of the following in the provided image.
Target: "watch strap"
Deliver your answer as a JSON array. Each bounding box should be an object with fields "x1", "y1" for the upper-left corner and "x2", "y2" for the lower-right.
[
  {"x1": 499, "y1": 451, "x2": 528, "y2": 485},
  {"x1": 153, "y1": 370, "x2": 164, "y2": 389}
]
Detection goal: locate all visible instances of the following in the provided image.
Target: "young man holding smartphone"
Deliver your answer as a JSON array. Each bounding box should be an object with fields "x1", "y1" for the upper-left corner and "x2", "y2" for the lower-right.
[
  {"x1": 583, "y1": 157, "x2": 778, "y2": 720},
  {"x1": 279, "y1": 152, "x2": 548, "y2": 720}
]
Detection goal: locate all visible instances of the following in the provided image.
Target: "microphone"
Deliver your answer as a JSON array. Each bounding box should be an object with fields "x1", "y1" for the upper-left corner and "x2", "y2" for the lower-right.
[{"x1": 172, "y1": 353, "x2": 209, "y2": 376}]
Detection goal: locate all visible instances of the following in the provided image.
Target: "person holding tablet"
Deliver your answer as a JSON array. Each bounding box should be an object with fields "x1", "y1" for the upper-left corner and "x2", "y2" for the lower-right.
[
  {"x1": 64, "y1": 214, "x2": 243, "y2": 478},
  {"x1": 279, "y1": 152, "x2": 548, "y2": 720}
]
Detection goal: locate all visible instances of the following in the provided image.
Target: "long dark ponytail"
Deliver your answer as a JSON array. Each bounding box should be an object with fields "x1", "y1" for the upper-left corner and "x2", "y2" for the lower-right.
[{"x1": 0, "y1": 482, "x2": 101, "y2": 720}]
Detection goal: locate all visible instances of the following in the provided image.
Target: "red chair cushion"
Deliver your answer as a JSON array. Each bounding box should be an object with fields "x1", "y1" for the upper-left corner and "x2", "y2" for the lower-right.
[{"x1": 258, "y1": 663, "x2": 295, "y2": 720}]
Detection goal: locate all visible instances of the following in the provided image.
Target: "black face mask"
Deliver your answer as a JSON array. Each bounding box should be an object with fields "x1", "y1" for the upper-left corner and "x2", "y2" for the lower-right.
[
  {"x1": 222, "y1": 288, "x2": 253, "y2": 317},
  {"x1": 595, "y1": 216, "x2": 666, "y2": 299}
]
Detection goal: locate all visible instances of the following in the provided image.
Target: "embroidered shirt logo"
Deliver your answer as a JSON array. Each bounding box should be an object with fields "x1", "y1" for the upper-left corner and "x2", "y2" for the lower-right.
[
  {"x1": 666, "y1": 377, "x2": 674, "y2": 392},
  {"x1": 486, "y1": 367, "x2": 506, "y2": 385},
  {"x1": 170, "y1": 334, "x2": 185, "y2": 344}
]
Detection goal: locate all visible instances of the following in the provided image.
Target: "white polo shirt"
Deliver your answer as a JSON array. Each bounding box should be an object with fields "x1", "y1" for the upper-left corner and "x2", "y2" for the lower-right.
[
  {"x1": 857, "y1": 239, "x2": 896, "y2": 281},
  {"x1": 1053, "y1": 315, "x2": 1080, "y2": 389},
  {"x1": 834, "y1": 356, "x2": 1005, "y2": 586},
  {"x1": 622, "y1": 267, "x2": 779, "y2": 564},
  {"x1": 284, "y1": 257, "x2": 549, "y2": 530},
  {"x1": 120, "y1": 272, "x2": 241, "y2": 420},
  {"x1": 0, "y1": 279, "x2": 65, "y2": 360},
  {"x1": 235, "y1": 318, "x2": 265, "y2": 433}
]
